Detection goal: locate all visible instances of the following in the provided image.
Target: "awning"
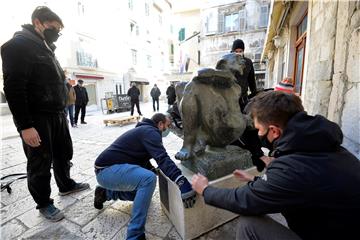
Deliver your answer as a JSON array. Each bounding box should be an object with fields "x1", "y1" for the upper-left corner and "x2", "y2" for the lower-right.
[
  {"x1": 75, "y1": 74, "x2": 104, "y2": 80},
  {"x1": 131, "y1": 78, "x2": 149, "y2": 85}
]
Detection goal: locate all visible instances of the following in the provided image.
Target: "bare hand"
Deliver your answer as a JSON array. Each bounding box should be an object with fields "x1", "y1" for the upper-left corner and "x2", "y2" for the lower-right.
[
  {"x1": 21, "y1": 128, "x2": 41, "y2": 147},
  {"x1": 233, "y1": 169, "x2": 255, "y2": 182},
  {"x1": 260, "y1": 156, "x2": 275, "y2": 167},
  {"x1": 191, "y1": 173, "x2": 209, "y2": 195}
]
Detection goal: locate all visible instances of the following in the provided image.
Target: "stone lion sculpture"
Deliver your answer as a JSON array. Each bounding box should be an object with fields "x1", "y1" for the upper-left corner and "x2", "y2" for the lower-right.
[{"x1": 175, "y1": 53, "x2": 250, "y2": 161}]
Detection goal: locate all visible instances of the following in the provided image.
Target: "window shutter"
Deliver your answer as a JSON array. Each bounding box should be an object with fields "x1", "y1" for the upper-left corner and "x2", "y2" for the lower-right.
[{"x1": 218, "y1": 13, "x2": 224, "y2": 33}]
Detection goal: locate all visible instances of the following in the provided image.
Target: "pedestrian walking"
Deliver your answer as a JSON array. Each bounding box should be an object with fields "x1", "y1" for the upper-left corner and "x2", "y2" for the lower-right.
[
  {"x1": 74, "y1": 79, "x2": 89, "y2": 124},
  {"x1": 66, "y1": 79, "x2": 76, "y2": 127},
  {"x1": 1, "y1": 6, "x2": 89, "y2": 222},
  {"x1": 127, "y1": 82, "x2": 142, "y2": 116},
  {"x1": 94, "y1": 113, "x2": 196, "y2": 240},
  {"x1": 150, "y1": 84, "x2": 161, "y2": 112}
]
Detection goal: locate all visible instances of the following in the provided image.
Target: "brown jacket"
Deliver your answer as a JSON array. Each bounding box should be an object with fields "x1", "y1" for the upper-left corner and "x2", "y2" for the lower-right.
[{"x1": 67, "y1": 85, "x2": 76, "y2": 105}]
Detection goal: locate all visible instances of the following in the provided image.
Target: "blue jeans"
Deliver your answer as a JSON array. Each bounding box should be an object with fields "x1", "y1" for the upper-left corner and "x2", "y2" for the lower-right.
[
  {"x1": 66, "y1": 105, "x2": 75, "y2": 126},
  {"x1": 96, "y1": 164, "x2": 157, "y2": 240}
]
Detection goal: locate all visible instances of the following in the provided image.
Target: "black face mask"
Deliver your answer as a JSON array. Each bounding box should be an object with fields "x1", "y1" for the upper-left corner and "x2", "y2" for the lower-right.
[
  {"x1": 259, "y1": 129, "x2": 274, "y2": 150},
  {"x1": 43, "y1": 28, "x2": 60, "y2": 44}
]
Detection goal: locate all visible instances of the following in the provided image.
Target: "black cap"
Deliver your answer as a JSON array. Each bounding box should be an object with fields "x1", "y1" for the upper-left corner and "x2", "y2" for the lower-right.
[
  {"x1": 78, "y1": 79, "x2": 84, "y2": 84},
  {"x1": 231, "y1": 39, "x2": 245, "y2": 52}
]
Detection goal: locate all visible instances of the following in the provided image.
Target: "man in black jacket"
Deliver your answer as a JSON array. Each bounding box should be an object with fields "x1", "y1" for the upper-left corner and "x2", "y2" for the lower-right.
[
  {"x1": 150, "y1": 83, "x2": 161, "y2": 112},
  {"x1": 74, "y1": 79, "x2": 89, "y2": 125},
  {"x1": 127, "y1": 82, "x2": 142, "y2": 116},
  {"x1": 94, "y1": 113, "x2": 196, "y2": 240},
  {"x1": 166, "y1": 82, "x2": 176, "y2": 108},
  {"x1": 192, "y1": 91, "x2": 360, "y2": 240},
  {"x1": 1, "y1": 6, "x2": 89, "y2": 222},
  {"x1": 230, "y1": 39, "x2": 257, "y2": 112}
]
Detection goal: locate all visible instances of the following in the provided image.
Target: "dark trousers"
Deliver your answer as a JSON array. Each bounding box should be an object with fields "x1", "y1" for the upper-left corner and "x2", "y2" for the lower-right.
[
  {"x1": 236, "y1": 215, "x2": 301, "y2": 240},
  {"x1": 130, "y1": 100, "x2": 142, "y2": 115},
  {"x1": 75, "y1": 104, "x2": 86, "y2": 123},
  {"x1": 21, "y1": 113, "x2": 76, "y2": 209},
  {"x1": 152, "y1": 98, "x2": 159, "y2": 111}
]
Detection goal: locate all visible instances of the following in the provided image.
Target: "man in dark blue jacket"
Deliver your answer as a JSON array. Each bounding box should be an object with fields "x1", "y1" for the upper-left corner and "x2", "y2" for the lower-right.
[
  {"x1": 94, "y1": 113, "x2": 196, "y2": 240},
  {"x1": 1, "y1": 6, "x2": 89, "y2": 222},
  {"x1": 192, "y1": 91, "x2": 360, "y2": 240}
]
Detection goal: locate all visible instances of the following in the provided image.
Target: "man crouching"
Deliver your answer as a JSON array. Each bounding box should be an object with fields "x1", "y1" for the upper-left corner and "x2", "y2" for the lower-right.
[{"x1": 94, "y1": 113, "x2": 196, "y2": 240}]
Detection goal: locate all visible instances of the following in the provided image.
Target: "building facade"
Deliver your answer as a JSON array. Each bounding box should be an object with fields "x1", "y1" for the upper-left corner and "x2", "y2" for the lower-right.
[
  {"x1": 199, "y1": 0, "x2": 270, "y2": 88},
  {"x1": 262, "y1": 0, "x2": 360, "y2": 158},
  {"x1": 0, "y1": 0, "x2": 175, "y2": 113}
]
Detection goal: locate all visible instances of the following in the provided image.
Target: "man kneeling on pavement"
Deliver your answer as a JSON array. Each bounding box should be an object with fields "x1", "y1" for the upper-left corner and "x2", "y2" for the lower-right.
[
  {"x1": 94, "y1": 113, "x2": 196, "y2": 240},
  {"x1": 192, "y1": 91, "x2": 360, "y2": 240}
]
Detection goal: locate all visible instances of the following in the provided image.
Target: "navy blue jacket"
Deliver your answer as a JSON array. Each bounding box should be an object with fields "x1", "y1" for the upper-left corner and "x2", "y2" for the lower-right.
[
  {"x1": 95, "y1": 118, "x2": 182, "y2": 181},
  {"x1": 203, "y1": 111, "x2": 360, "y2": 240}
]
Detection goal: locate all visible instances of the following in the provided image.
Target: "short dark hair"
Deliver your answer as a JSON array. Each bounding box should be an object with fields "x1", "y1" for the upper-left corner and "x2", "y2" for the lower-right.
[
  {"x1": 151, "y1": 113, "x2": 168, "y2": 125},
  {"x1": 249, "y1": 91, "x2": 304, "y2": 128},
  {"x1": 78, "y1": 79, "x2": 84, "y2": 84},
  {"x1": 31, "y1": 6, "x2": 64, "y2": 28}
]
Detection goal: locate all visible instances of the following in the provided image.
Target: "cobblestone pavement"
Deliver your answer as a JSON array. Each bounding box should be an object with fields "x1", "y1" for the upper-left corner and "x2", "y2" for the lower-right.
[{"x1": 0, "y1": 101, "x2": 283, "y2": 239}]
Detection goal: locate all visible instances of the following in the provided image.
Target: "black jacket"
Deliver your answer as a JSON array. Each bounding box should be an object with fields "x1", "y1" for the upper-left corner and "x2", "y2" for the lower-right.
[
  {"x1": 166, "y1": 85, "x2": 176, "y2": 105},
  {"x1": 1, "y1": 25, "x2": 67, "y2": 131},
  {"x1": 150, "y1": 87, "x2": 161, "y2": 99},
  {"x1": 127, "y1": 86, "x2": 140, "y2": 101},
  {"x1": 234, "y1": 57, "x2": 256, "y2": 97},
  {"x1": 203, "y1": 112, "x2": 360, "y2": 240},
  {"x1": 95, "y1": 118, "x2": 182, "y2": 181},
  {"x1": 74, "y1": 85, "x2": 89, "y2": 106}
]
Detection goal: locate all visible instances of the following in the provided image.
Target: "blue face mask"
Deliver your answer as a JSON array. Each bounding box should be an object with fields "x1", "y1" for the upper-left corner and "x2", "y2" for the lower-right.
[{"x1": 162, "y1": 128, "x2": 170, "y2": 138}]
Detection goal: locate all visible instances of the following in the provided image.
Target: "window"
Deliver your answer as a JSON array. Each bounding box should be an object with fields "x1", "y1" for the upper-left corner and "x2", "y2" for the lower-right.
[
  {"x1": 128, "y1": 0, "x2": 133, "y2": 10},
  {"x1": 145, "y1": 3, "x2": 149, "y2": 16},
  {"x1": 259, "y1": 5, "x2": 269, "y2": 28},
  {"x1": 297, "y1": 14, "x2": 307, "y2": 38},
  {"x1": 77, "y1": 1, "x2": 85, "y2": 16},
  {"x1": 239, "y1": 9, "x2": 246, "y2": 31},
  {"x1": 205, "y1": 10, "x2": 218, "y2": 34},
  {"x1": 76, "y1": 50, "x2": 98, "y2": 68},
  {"x1": 198, "y1": 51, "x2": 201, "y2": 65},
  {"x1": 293, "y1": 13, "x2": 307, "y2": 94},
  {"x1": 158, "y1": 14, "x2": 162, "y2": 25},
  {"x1": 147, "y1": 55, "x2": 152, "y2": 68},
  {"x1": 178, "y1": 28, "x2": 185, "y2": 41},
  {"x1": 224, "y1": 13, "x2": 239, "y2": 32},
  {"x1": 131, "y1": 49, "x2": 137, "y2": 65}
]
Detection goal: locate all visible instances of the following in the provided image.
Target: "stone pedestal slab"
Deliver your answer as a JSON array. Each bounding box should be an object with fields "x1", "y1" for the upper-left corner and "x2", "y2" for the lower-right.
[{"x1": 159, "y1": 165, "x2": 258, "y2": 240}]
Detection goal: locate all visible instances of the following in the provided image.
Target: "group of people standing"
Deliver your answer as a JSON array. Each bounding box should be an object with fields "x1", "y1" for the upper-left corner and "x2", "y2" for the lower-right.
[
  {"x1": 66, "y1": 79, "x2": 89, "y2": 127},
  {"x1": 127, "y1": 82, "x2": 177, "y2": 116}
]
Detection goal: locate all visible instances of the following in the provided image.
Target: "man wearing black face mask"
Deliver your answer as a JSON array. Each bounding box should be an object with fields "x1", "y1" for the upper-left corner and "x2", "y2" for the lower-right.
[
  {"x1": 94, "y1": 113, "x2": 196, "y2": 240},
  {"x1": 1, "y1": 6, "x2": 89, "y2": 222},
  {"x1": 192, "y1": 91, "x2": 360, "y2": 240}
]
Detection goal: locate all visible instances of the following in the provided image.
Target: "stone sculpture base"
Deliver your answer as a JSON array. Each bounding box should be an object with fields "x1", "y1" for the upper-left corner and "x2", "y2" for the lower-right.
[
  {"x1": 181, "y1": 145, "x2": 253, "y2": 180},
  {"x1": 159, "y1": 149, "x2": 256, "y2": 240}
]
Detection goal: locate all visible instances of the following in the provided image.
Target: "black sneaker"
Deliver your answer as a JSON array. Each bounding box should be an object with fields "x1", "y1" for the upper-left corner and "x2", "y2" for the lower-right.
[
  {"x1": 81, "y1": 121, "x2": 87, "y2": 124},
  {"x1": 39, "y1": 204, "x2": 64, "y2": 222},
  {"x1": 94, "y1": 186, "x2": 107, "y2": 209},
  {"x1": 59, "y1": 183, "x2": 90, "y2": 196}
]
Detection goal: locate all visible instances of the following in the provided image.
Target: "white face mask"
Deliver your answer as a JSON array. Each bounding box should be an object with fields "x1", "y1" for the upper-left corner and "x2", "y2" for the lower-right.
[{"x1": 162, "y1": 128, "x2": 170, "y2": 138}]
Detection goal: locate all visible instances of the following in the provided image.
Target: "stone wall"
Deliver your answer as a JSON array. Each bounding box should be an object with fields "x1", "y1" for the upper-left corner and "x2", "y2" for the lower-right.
[
  {"x1": 303, "y1": 0, "x2": 338, "y2": 116},
  {"x1": 304, "y1": 1, "x2": 360, "y2": 158}
]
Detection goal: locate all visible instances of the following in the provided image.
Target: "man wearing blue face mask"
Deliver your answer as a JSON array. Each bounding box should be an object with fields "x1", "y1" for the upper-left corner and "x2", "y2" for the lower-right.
[
  {"x1": 94, "y1": 113, "x2": 196, "y2": 240},
  {"x1": 1, "y1": 6, "x2": 89, "y2": 222}
]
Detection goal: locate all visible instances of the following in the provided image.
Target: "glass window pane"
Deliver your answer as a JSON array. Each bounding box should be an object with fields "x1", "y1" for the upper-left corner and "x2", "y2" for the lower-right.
[{"x1": 294, "y1": 47, "x2": 304, "y2": 92}]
